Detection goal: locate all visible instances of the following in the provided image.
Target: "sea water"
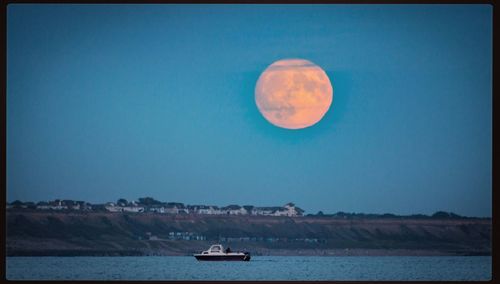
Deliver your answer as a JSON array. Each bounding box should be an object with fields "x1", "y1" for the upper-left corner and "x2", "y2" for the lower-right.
[{"x1": 6, "y1": 256, "x2": 491, "y2": 281}]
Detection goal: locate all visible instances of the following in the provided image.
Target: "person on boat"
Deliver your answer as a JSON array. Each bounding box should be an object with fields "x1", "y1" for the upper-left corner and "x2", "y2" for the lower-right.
[{"x1": 225, "y1": 247, "x2": 231, "y2": 253}]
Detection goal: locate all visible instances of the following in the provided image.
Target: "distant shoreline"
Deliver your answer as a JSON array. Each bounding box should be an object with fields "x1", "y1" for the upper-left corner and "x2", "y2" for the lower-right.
[{"x1": 7, "y1": 211, "x2": 491, "y2": 257}]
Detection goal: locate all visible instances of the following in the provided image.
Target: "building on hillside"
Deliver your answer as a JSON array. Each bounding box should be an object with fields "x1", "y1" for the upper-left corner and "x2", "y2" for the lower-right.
[
  {"x1": 61, "y1": 200, "x2": 77, "y2": 209},
  {"x1": 24, "y1": 198, "x2": 305, "y2": 216},
  {"x1": 250, "y1": 203, "x2": 304, "y2": 217},
  {"x1": 149, "y1": 205, "x2": 165, "y2": 213},
  {"x1": 271, "y1": 207, "x2": 290, "y2": 216},
  {"x1": 188, "y1": 205, "x2": 221, "y2": 215},
  {"x1": 36, "y1": 201, "x2": 51, "y2": 210},
  {"x1": 222, "y1": 205, "x2": 247, "y2": 215},
  {"x1": 165, "y1": 202, "x2": 188, "y2": 214},
  {"x1": 283, "y1": 202, "x2": 304, "y2": 216},
  {"x1": 75, "y1": 201, "x2": 92, "y2": 211},
  {"x1": 123, "y1": 205, "x2": 145, "y2": 213},
  {"x1": 252, "y1": 206, "x2": 282, "y2": 216},
  {"x1": 105, "y1": 202, "x2": 123, "y2": 212},
  {"x1": 35, "y1": 200, "x2": 91, "y2": 211},
  {"x1": 48, "y1": 200, "x2": 68, "y2": 210}
]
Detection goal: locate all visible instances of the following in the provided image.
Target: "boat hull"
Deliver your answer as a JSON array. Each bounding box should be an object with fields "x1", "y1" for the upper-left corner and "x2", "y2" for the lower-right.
[{"x1": 194, "y1": 254, "x2": 251, "y2": 261}]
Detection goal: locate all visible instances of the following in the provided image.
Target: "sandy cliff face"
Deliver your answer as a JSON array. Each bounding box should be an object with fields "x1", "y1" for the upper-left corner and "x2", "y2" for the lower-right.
[{"x1": 6, "y1": 211, "x2": 491, "y2": 256}]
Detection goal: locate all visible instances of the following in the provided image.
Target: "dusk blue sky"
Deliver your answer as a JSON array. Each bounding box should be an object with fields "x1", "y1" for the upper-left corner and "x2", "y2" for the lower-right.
[{"x1": 7, "y1": 4, "x2": 492, "y2": 217}]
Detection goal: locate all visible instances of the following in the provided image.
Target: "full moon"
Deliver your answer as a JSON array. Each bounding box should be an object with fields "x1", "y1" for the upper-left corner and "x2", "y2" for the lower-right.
[{"x1": 255, "y1": 58, "x2": 333, "y2": 129}]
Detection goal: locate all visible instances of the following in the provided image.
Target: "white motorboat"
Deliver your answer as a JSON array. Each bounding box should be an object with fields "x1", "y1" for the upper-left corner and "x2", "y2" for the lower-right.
[{"x1": 194, "y1": 244, "x2": 251, "y2": 261}]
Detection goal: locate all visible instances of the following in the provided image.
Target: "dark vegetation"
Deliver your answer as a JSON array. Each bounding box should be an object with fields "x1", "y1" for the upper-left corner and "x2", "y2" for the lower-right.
[{"x1": 307, "y1": 210, "x2": 483, "y2": 220}]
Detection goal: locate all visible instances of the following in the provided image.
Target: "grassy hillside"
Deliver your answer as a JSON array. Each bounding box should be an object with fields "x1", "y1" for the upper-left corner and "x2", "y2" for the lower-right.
[{"x1": 6, "y1": 211, "x2": 491, "y2": 256}]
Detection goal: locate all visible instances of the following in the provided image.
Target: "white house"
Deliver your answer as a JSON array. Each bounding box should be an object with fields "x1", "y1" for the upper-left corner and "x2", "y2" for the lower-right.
[
  {"x1": 191, "y1": 205, "x2": 221, "y2": 215},
  {"x1": 150, "y1": 206, "x2": 165, "y2": 213},
  {"x1": 123, "y1": 206, "x2": 145, "y2": 213},
  {"x1": 272, "y1": 208, "x2": 290, "y2": 216},
  {"x1": 222, "y1": 205, "x2": 247, "y2": 215},
  {"x1": 252, "y1": 207, "x2": 281, "y2": 216},
  {"x1": 49, "y1": 200, "x2": 68, "y2": 210},
  {"x1": 283, "y1": 202, "x2": 304, "y2": 216},
  {"x1": 105, "y1": 202, "x2": 123, "y2": 212}
]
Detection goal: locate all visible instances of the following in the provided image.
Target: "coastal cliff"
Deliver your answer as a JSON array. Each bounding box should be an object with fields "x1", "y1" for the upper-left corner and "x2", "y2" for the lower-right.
[{"x1": 6, "y1": 211, "x2": 491, "y2": 256}]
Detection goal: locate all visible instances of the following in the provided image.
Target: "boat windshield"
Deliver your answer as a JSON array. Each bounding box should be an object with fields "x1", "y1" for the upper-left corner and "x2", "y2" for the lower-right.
[{"x1": 209, "y1": 245, "x2": 223, "y2": 252}]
